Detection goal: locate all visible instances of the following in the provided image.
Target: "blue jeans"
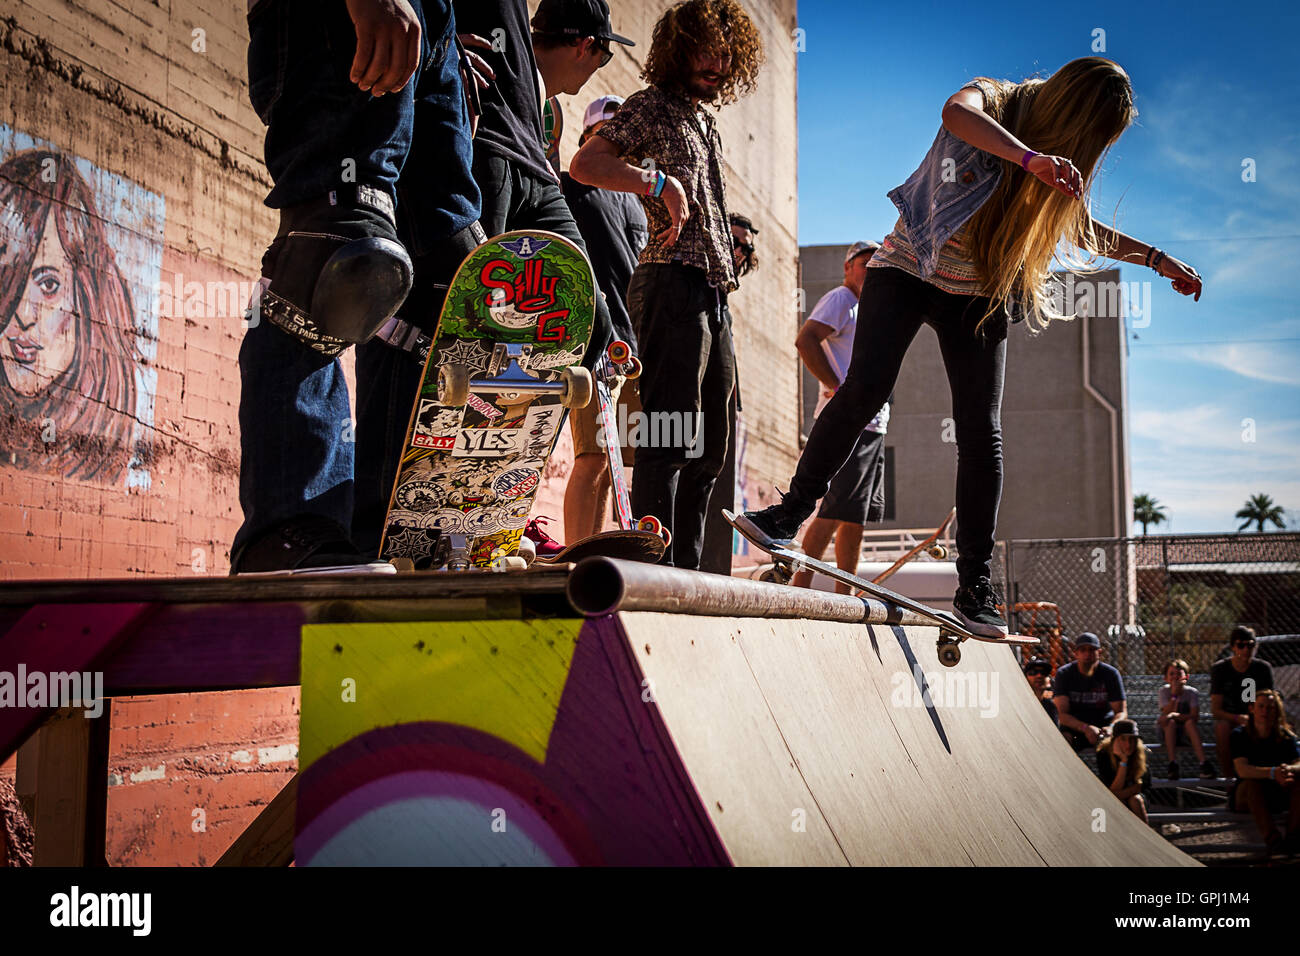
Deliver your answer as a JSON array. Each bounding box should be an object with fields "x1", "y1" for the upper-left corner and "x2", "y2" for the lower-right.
[{"x1": 233, "y1": 0, "x2": 478, "y2": 564}]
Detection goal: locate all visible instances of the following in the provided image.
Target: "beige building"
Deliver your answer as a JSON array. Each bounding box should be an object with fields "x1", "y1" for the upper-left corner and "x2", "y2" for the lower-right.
[{"x1": 797, "y1": 249, "x2": 1132, "y2": 543}]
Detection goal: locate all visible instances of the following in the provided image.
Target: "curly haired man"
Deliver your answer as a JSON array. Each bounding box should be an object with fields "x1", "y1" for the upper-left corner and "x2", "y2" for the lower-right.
[{"x1": 569, "y1": 0, "x2": 764, "y2": 569}]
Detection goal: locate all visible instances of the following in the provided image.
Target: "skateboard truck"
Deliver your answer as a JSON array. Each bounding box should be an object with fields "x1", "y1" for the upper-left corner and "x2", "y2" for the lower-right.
[{"x1": 438, "y1": 343, "x2": 592, "y2": 409}]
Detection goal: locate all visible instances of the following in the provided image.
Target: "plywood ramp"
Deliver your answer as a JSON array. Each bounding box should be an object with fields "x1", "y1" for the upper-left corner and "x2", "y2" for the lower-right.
[{"x1": 619, "y1": 613, "x2": 1195, "y2": 866}]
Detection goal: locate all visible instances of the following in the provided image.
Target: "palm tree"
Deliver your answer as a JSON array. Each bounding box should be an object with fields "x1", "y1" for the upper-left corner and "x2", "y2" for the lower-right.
[
  {"x1": 1235, "y1": 494, "x2": 1286, "y2": 532},
  {"x1": 1133, "y1": 494, "x2": 1168, "y2": 535}
]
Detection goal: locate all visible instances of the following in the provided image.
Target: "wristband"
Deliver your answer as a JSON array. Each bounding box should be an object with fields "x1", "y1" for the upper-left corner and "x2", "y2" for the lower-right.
[
  {"x1": 1270, "y1": 767, "x2": 1277, "y2": 780},
  {"x1": 1021, "y1": 150, "x2": 1038, "y2": 170},
  {"x1": 1150, "y1": 249, "x2": 1166, "y2": 271},
  {"x1": 652, "y1": 170, "x2": 667, "y2": 198}
]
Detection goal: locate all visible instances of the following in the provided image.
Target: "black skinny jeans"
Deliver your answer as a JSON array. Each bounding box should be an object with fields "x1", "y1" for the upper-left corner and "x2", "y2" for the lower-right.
[
  {"x1": 788, "y1": 266, "x2": 1007, "y2": 585},
  {"x1": 627, "y1": 262, "x2": 735, "y2": 569}
]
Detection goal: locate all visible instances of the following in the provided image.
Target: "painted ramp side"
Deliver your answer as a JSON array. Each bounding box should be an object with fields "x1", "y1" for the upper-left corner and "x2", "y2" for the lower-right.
[{"x1": 619, "y1": 613, "x2": 1196, "y2": 866}]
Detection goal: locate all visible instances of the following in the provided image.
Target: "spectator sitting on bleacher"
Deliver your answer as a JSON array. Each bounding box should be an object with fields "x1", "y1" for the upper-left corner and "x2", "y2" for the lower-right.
[
  {"x1": 1053, "y1": 632, "x2": 1127, "y2": 752},
  {"x1": 1212, "y1": 625, "x2": 1275, "y2": 771},
  {"x1": 1023, "y1": 657, "x2": 1059, "y2": 728},
  {"x1": 1096, "y1": 719, "x2": 1151, "y2": 822},
  {"x1": 1158, "y1": 658, "x2": 1214, "y2": 780},
  {"x1": 1230, "y1": 689, "x2": 1300, "y2": 858}
]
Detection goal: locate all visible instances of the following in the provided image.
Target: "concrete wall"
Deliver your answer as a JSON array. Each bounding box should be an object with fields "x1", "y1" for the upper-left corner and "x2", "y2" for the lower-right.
[
  {"x1": 0, "y1": 0, "x2": 799, "y2": 863},
  {"x1": 799, "y1": 245, "x2": 1131, "y2": 542}
]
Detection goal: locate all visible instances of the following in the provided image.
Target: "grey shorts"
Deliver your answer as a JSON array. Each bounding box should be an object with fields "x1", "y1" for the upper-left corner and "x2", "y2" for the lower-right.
[{"x1": 816, "y1": 430, "x2": 886, "y2": 525}]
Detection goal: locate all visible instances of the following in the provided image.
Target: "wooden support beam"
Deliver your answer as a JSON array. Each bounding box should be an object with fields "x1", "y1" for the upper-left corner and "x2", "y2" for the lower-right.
[
  {"x1": 216, "y1": 773, "x2": 298, "y2": 867},
  {"x1": 33, "y1": 704, "x2": 112, "y2": 867}
]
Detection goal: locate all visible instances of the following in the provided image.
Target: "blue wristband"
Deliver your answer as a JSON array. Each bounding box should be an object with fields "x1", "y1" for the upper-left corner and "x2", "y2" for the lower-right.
[{"x1": 653, "y1": 170, "x2": 667, "y2": 198}]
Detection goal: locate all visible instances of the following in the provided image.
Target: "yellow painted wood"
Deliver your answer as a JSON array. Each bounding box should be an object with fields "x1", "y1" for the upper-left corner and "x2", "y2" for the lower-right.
[{"x1": 299, "y1": 619, "x2": 583, "y2": 771}]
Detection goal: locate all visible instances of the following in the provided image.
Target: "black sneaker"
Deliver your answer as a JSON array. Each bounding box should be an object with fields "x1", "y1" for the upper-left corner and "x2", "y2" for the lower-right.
[
  {"x1": 232, "y1": 515, "x2": 394, "y2": 575},
  {"x1": 952, "y1": 578, "x2": 1008, "y2": 637},
  {"x1": 733, "y1": 499, "x2": 808, "y2": 545},
  {"x1": 1199, "y1": 759, "x2": 1217, "y2": 778},
  {"x1": 1167, "y1": 761, "x2": 1181, "y2": 780}
]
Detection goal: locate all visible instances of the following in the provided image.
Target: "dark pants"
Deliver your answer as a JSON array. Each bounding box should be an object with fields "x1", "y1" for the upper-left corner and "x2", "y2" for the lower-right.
[
  {"x1": 627, "y1": 262, "x2": 735, "y2": 569},
  {"x1": 234, "y1": 0, "x2": 478, "y2": 565},
  {"x1": 350, "y1": 151, "x2": 614, "y2": 558},
  {"x1": 787, "y1": 266, "x2": 1005, "y2": 585}
]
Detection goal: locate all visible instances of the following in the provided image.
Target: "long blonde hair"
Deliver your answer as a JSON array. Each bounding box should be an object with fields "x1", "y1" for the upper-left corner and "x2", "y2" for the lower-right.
[
  {"x1": 1099, "y1": 734, "x2": 1147, "y2": 785},
  {"x1": 965, "y1": 57, "x2": 1137, "y2": 329}
]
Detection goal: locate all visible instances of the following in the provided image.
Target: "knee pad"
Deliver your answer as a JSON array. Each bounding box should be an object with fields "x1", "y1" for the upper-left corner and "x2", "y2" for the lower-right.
[{"x1": 251, "y1": 187, "x2": 413, "y2": 356}]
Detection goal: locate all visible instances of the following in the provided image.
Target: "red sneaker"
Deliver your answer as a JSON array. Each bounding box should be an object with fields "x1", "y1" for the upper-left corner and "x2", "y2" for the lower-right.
[{"x1": 523, "y1": 516, "x2": 564, "y2": 559}]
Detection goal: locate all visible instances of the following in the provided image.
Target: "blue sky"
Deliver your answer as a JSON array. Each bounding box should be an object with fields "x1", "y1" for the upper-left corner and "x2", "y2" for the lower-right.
[{"x1": 796, "y1": 0, "x2": 1300, "y2": 533}]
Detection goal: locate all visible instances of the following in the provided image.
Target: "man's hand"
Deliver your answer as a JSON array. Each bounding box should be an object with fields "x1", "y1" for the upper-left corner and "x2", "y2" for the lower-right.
[
  {"x1": 347, "y1": 0, "x2": 421, "y2": 95},
  {"x1": 1277, "y1": 766, "x2": 1295, "y2": 786},
  {"x1": 1084, "y1": 724, "x2": 1102, "y2": 745},
  {"x1": 457, "y1": 33, "x2": 496, "y2": 137},
  {"x1": 657, "y1": 175, "x2": 689, "y2": 246}
]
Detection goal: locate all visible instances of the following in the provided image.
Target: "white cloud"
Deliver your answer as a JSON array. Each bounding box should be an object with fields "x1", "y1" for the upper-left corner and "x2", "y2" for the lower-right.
[{"x1": 1175, "y1": 342, "x2": 1300, "y2": 386}]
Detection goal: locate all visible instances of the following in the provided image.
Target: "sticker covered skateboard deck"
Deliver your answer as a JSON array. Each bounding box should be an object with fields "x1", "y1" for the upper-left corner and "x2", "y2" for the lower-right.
[{"x1": 379, "y1": 231, "x2": 595, "y2": 570}]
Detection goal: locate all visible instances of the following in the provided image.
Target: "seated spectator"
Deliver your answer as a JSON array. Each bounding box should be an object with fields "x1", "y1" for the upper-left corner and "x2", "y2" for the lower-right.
[
  {"x1": 1158, "y1": 658, "x2": 1213, "y2": 779},
  {"x1": 1229, "y1": 689, "x2": 1300, "y2": 858},
  {"x1": 1096, "y1": 719, "x2": 1151, "y2": 822},
  {"x1": 1023, "y1": 657, "x2": 1059, "y2": 728},
  {"x1": 1052, "y1": 632, "x2": 1127, "y2": 752},
  {"x1": 1212, "y1": 625, "x2": 1275, "y2": 769}
]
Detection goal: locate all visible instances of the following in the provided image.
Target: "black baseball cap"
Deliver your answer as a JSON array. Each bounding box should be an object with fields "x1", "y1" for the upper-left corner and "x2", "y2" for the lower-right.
[
  {"x1": 1023, "y1": 657, "x2": 1051, "y2": 675},
  {"x1": 532, "y1": 0, "x2": 635, "y2": 47},
  {"x1": 1074, "y1": 632, "x2": 1101, "y2": 648}
]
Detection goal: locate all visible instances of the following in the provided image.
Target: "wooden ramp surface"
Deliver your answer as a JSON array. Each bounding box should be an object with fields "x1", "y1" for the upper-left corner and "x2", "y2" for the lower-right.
[{"x1": 619, "y1": 613, "x2": 1195, "y2": 866}]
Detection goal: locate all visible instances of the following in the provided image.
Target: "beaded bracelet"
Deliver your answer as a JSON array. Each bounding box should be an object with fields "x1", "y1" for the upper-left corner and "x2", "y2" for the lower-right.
[{"x1": 1151, "y1": 249, "x2": 1166, "y2": 271}]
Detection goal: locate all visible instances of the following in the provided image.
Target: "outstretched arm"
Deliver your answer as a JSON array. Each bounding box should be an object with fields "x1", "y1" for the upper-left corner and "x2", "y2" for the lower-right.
[{"x1": 1088, "y1": 217, "x2": 1202, "y2": 301}]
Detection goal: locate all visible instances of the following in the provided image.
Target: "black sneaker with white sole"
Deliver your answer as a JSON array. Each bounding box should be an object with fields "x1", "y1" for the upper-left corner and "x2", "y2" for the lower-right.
[
  {"x1": 733, "y1": 498, "x2": 810, "y2": 545},
  {"x1": 232, "y1": 515, "x2": 395, "y2": 575},
  {"x1": 952, "y1": 578, "x2": 1008, "y2": 637}
]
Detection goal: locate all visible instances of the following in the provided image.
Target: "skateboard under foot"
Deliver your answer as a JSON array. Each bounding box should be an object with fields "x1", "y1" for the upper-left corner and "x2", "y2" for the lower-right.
[{"x1": 723, "y1": 509, "x2": 1040, "y2": 666}]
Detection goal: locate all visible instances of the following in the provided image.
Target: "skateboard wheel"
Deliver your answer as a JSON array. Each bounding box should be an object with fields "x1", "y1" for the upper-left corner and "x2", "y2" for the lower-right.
[
  {"x1": 438, "y1": 363, "x2": 471, "y2": 406},
  {"x1": 624, "y1": 356, "x2": 642, "y2": 380},
  {"x1": 928, "y1": 545, "x2": 948, "y2": 560},
  {"x1": 759, "y1": 564, "x2": 792, "y2": 585},
  {"x1": 390, "y1": 558, "x2": 415, "y2": 572},
  {"x1": 660, "y1": 525, "x2": 671, "y2": 547},
  {"x1": 637, "y1": 515, "x2": 663, "y2": 535},
  {"x1": 560, "y1": 366, "x2": 593, "y2": 408},
  {"x1": 938, "y1": 644, "x2": 962, "y2": 668},
  {"x1": 516, "y1": 536, "x2": 537, "y2": 566},
  {"x1": 607, "y1": 340, "x2": 632, "y2": 364},
  {"x1": 491, "y1": 555, "x2": 528, "y2": 572}
]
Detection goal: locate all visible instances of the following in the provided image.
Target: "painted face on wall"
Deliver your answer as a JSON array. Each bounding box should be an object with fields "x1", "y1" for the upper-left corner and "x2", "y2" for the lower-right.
[{"x1": 2, "y1": 214, "x2": 78, "y2": 397}]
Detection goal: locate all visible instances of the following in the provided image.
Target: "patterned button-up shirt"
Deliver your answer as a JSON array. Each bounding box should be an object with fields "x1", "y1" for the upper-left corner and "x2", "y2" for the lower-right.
[{"x1": 596, "y1": 85, "x2": 736, "y2": 292}]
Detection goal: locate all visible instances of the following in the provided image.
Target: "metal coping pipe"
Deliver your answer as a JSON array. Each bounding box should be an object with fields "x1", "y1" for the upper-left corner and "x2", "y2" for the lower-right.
[{"x1": 566, "y1": 556, "x2": 934, "y2": 626}]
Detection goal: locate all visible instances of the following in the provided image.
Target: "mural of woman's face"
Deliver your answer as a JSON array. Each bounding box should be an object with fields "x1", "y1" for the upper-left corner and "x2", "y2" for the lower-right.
[{"x1": 2, "y1": 214, "x2": 78, "y2": 396}]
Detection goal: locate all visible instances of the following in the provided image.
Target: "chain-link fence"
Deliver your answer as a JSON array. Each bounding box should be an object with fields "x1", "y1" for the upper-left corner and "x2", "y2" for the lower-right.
[{"x1": 991, "y1": 532, "x2": 1300, "y2": 690}]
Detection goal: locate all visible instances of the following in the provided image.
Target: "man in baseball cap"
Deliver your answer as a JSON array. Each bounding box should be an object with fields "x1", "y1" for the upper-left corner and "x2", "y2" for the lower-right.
[
  {"x1": 533, "y1": 0, "x2": 636, "y2": 50},
  {"x1": 583, "y1": 95, "x2": 624, "y2": 133},
  {"x1": 1052, "y1": 632, "x2": 1129, "y2": 752}
]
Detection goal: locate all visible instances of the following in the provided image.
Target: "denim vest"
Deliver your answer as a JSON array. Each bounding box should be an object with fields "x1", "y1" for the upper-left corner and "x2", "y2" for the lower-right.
[{"x1": 886, "y1": 125, "x2": 1003, "y2": 279}]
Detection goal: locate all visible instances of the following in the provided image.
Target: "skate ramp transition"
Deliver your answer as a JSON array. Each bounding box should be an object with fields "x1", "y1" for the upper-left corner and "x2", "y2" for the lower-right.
[{"x1": 295, "y1": 558, "x2": 1194, "y2": 866}]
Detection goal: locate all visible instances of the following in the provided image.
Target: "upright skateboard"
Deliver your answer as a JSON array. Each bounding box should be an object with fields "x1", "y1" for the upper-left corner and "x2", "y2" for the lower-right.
[
  {"x1": 379, "y1": 231, "x2": 594, "y2": 570},
  {"x1": 723, "y1": 510, "x2": 1040, "y2": 666},
  {"x1": 871, "y1": 507, "x2": 956, "y2": 584},
  {"x1": 593, "y1": 340, "x2": 670, "y2": 543}
]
